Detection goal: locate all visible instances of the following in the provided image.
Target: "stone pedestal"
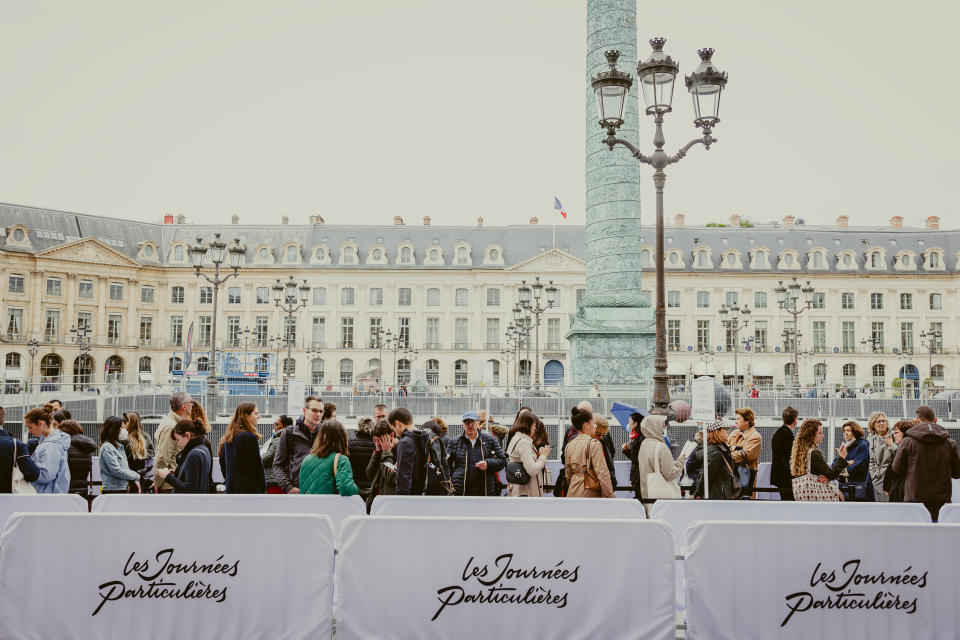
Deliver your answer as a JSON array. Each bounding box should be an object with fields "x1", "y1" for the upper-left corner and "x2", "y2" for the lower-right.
[{"x1": 568, "y1": 0, "x2": 655, "y2": 385}]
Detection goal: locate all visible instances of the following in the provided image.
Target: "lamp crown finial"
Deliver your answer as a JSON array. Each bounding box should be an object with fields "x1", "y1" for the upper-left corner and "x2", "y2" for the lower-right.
[
  {"x1": 603, "y1": 50, "x2": 620, "y2": 65},
  {"x1": 697, "y1": 48, "x2": 715, "y2": 61},
  {"x1": 649, "y1": 37, "x2": 666, "y2": 51}
]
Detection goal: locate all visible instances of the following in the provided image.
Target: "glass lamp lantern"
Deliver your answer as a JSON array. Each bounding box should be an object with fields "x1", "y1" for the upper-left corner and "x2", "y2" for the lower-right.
[
  {"x1": 636, "y1": 37, "x2": 679, "y2": 116},
  {"x1": 685, "y1": 48, "x2": 728, "y2": 130},
  {"x1": 190, "y1": 238, "x2": 207, "y2": 268},
  {"x1": 208, "y1": 233, "x2": 227, "y2": 265},
  {"x1": 590, "y1": 50, "x2": 633, "y2": 131},
  {"x1": 228, "y1": 239, "x2": 246, "y2": 268}
]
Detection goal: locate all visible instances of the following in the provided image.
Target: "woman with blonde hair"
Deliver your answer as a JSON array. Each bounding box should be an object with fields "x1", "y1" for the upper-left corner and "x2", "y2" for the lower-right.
[
  {"x1": 867, "y1": 412, "x2": 896, "y2": 502},
  {"x1": 299, "y1": 420, "x2": 359, "y2": 496},
  {"x1": 122, "y1": 412, "x2": 154, "y2": 491},
  {"x1": 790, "y1": 419, "x2": 848, "y2": 501},
  {"x1": 591, "y1": 415, "x2": 617, "y2": 485},
  {"x1": 190, "y1": 401, "x2": 211, "y2": 433},
  {"x1": 218, "y1": 402, "x2": 265, "y2": 493}
]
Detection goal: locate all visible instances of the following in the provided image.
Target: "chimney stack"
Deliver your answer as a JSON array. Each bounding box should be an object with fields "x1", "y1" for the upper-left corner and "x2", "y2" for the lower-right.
[
  {"x1": 231, "y1": 215, "x2": 239, "y2": 225},
  {"x1": 674, "y1": 213, "x2": 685, "y2": 227},
  {"x1": 926, "y1": 215, "x2": 940, "y2": 230},
  {"x1": 175, "y1": 214, "x2": 186, "y2": 225},
  {"x1": 281, "y1": 215, "x2": 289, "y2": 225},
  {"x1": 163, "y1": 214, "x2": 173, "y2": 225},
  {"x1": 890, "y1": 215, "x2": 903, "y2": 229},
  {"x1": 837, "y1": 215, "x2": 849, "y2": 229},
  {"x1": 477, "y1": 216, "x2": 483, "y2": 226},
  {"x1": 393, "y1": 216, "x2": 404, "y2": 225},
  {"x1": 529, "y1": 216, "x2": 539, "y2": 225},
  {"x1": 310, "y1": 214, "x2": 325, "y2": 225},
  {"x1": 729, "y1": 213, "x2": 741, "y2": 227},
  {"x1": 423, "y1": 216, "x2": 431, "y2": 225},
  {"x1": 783, "y1": 215, "x2": 796, "y2": 228}
]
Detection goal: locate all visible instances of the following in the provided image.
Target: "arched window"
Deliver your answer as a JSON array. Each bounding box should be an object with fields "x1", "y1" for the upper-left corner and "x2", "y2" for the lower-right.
[
  {"x1": 901, "y1": 253, "x2": 912, "y2": 266},
  {"x1": 872, "y1": 364, "x2": 886, "y2": 391},
  {"x1": 197, "y1": 356, "x2": 209, "y2": 372},
  {"x1": 311, "y1": 358, "x2": 325, "y2": 385},
  {"x1": 930, "y1": 252, "x2": 941, "y2": 268},
  {"x1": 783, "y1": 253, "x2": 794, "y2": 267},
  {"x1": 812, "y1": 252, "x2": 824, "y2": 268},
  {"x1": 138, "y1": 356, "x2": 152, "y2": 372},
  {"x1": 842, "y1": 363, "x2": 857, "y2": 388},
  {"x1": 400, "y1": 247, "x2": 412, "y2": 264},
  {"x1": 640, "y1": 249, "x2": 651, "y2": 266},
  {"x1": 5, "y1": 353, "x2": 21, "y2": 368},
  {"x1": 339, "y1": 359, "x2": 353, "y2": 386},
  {"x1": 668, "y1": 252, "x2": 679, "y2": 265},
  {"x1": 519, "y1": 359, "x2": 532, "y2": 387},
  {"x1": 286, "y1": 246, "x2": 298, "y2": 262},
  {"x1": 813, "y1": 363, "x2": 826, "y2": 383},
  {"x1": 397, "y1": 358, "x2": 411, "y2": 385},
  {"x1": 697, "y1": 251, "x2": 708, "y2": 267},
  {"x1": 454, "y1": 359, "x2": 468, "y2": 387},
  {"x1": 725, "y1": 253, "x2": 736, "y2": 266},
  {"x1": 168, "y1": 357, "x2": 183, "y2": 373},
  {"x1": 426, "y1": 359, "x2": 439, "y2": 386},
  {"x1": 106, "y1": 356, "x2": 123, "y2": 382},
  {"x1": 174, "y1": 245, "x2": 185, "y2": 262},
  {"x1": 870, "y1": 252, "x2": 880, "y2": 268},
  {"x1": 784, "y1": 362, "x2": 795, "y2": 378},
  {"x1": 486, "y1": 359, "x2": 500, "y2": 386},
  {"x1": 931, "y1": 364, "x2": 944, "y2": 380},
  {"x1": 283, "y1": 357, "x2": 296, "y2": 376},
  {"x1": 40, "y1": 354, "x2": 62, "y2": 382},
  {"x1": 255, "y1": 354, "x2": 269, "y2": 373},
  {"x1": 73, "y1": 356, "x2": 94, "y2": 388}
]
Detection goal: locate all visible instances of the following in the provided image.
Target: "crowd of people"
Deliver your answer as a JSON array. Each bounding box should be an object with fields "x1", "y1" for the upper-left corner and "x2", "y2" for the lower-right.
[{"x1": 1, "y1": 391, "x2": 958, "y2": 520}]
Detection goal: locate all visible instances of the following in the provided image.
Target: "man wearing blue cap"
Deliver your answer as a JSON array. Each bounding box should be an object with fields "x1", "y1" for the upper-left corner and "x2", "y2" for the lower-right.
[{"x1": 446, "y1": 411, "x2": 506, "y2": 496}]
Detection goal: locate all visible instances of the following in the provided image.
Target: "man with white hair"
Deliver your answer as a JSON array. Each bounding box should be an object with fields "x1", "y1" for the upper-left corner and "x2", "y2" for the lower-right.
[{"x1": 153, "y1": 391, "x2": 194, "y2": 492}]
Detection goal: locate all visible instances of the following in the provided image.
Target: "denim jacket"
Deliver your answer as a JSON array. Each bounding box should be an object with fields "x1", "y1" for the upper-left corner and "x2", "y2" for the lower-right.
[{"x1": 99, "y1": 442, "x2": 140, "y2": 491}]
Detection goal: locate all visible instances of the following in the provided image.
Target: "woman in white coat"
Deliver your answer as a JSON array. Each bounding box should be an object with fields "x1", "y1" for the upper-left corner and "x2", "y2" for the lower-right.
[
  {"x1": 505, "y1": 410, "x2": 551, "y2": 497},
  {"x1": 636, "y1": 414, "x2": 686, "y2": 515}
]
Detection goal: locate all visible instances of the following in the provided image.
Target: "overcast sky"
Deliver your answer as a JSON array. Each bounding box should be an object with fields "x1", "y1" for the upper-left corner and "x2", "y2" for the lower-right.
[{"x1": 1, "y1": 0, "x2": 957, "y2": 230}]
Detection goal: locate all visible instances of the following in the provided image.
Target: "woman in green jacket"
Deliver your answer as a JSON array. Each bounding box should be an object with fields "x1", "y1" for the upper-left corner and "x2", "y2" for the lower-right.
[{"x1": 299, "y1": 420, "x2": 359, "y2": 496}]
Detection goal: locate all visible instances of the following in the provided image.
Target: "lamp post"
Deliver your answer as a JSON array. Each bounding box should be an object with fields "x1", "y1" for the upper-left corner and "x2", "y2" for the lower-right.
[
  {"x1": 500, "y1": 346, "x2": 515, "y2": 390},
  {"x1": 272, "y1": 276, "x2": 311, "y2": 389},
  {"x1": 190, "y1": 233, "x2": 246, "y2": 405},
  {"x1": 860, "y1": 335, "x2": 882, "y2": 353},
  {"x1": 718, "y1": 303, "x2": 750, "y2": 401},
  {"x1": 697, "y1": 347, "x2": 715, "y2": 375},
  {"x1": 511, "y1": 305, "x2": 533, "y2": 389},
  {"x1": 269, "y1": 334, "x2": 285, "y2": 386},
  {"x1": 69, "y1": 324, "x2": 92, "y2": 390},
  {"x1": 26, "y1": 339, "x2": 39, "y2": 399},
  {"x1": 590, "y1": 39, "x2": 728, "y2": 410},
  {"x1": 400, "y1": 344, "x2": 419, "y2": 389},
  {"x1": 774, "y1": 277, "x2": 816, "y2": 392},
  {"x1": 516, "y1": 277, "x2": 556, "y2": 391},
  {"x1": 371, "y1": 326, "x2": 392, "y2": 398},
  {"x1": 920, "y1": 327, "x2": 942, "y2": 394}
]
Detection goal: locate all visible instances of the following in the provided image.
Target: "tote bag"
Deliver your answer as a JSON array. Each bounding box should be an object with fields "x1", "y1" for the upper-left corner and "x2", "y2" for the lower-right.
[
  {"x1": 792, "y1": 448, "x2": 842, "y2": 502},
  {"x1": 645, "y1": 442, "x2": 681, "y2": 500}
]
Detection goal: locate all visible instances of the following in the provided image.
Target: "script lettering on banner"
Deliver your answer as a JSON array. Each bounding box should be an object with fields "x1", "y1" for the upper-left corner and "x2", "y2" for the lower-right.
[
  {"x1": 94, "y1": 548, "x2": 240, "y2": 616},
  {"x1": 432, "y1": 553, "x2": 579, "y2": 621},
  {"x1": 781, "y1": 558, "x2": 927, "y2": 627}
]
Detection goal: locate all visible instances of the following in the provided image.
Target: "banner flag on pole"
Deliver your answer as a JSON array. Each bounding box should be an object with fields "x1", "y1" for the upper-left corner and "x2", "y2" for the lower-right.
[{"x1": 553, "y1": 196, "x2": 567, "y2": 219}]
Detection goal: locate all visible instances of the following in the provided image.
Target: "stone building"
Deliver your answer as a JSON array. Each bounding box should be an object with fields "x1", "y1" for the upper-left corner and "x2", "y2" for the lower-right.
[{"x1": 0, "y1": 203, "x2": 956, "y2": 392}]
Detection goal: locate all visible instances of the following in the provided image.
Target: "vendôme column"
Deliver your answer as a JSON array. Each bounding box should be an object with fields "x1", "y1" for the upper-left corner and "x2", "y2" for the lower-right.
[{"x1": 567, "y1": 0, "x2": 655, "y2": 386}]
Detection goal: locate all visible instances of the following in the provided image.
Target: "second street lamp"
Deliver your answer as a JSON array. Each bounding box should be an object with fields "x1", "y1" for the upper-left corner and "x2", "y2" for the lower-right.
[
  {"x1": 775, "y1": 277, "x2": 816, "y2": 392},
  {"x1": 273, "y1": 276, "x2": 310, "y2": 387},
  {"x1": 191, "y1": 233, "x2": 246, "y2": 407},
  {"x1": 719, "y1": 303, "x2": 750, "y2": 401},
  {"x1": 516, "y1": 277, "x2": 557, "y2": 391},
  {"x1": 591, "y1": 38, "x2": 728, "y2": 410}
]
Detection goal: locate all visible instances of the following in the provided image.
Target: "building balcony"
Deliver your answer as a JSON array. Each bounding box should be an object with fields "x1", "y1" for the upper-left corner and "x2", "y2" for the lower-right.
[
  {"x1": 545, "y1": 342, "x2": 565, "y2": 351},
  {"x1": 484, "y1": 342, "x2": 500, "y2": 350},
  {"x1": 454, "y1": 342, "x2": 470, "y2": 350},
  {"x1": 423, "y1": 343, "x2": 441, "y2": 350},
  {"x1": 339, "y1": 341, "x2": 354, "y2": 349}
]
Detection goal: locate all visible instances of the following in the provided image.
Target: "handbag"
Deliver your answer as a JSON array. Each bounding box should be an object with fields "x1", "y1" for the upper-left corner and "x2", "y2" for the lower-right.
[
  {"x1": 583, "y1": 441, "x2": 601, "y2": 491},
  {"x1": 645, "y1": 442, "x2": 681, "y2": 500},
  {"x1": 792, "y1": 448, "x2": 843, "y2": 502},
  {"x1": 505, "y1": 437, "x2": 532, "y2": 485},
  {"x1": 332, "y1": 453, "x2": 340, "y2": 493},
  {"x1": 717, "y1": 447, "x2": 742, "y2": 499},
  {"x1": 425, "y1": 436, "x2": 454, "y2": 496},
  {"x1": 839, "y1": 480, "x2": 872, "y2": 502},
  {"x1": 8, "y1": 441, "x2": 36, "y2": 495}
]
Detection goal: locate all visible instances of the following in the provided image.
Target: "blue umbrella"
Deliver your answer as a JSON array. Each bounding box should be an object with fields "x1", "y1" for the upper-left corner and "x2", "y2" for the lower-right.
[{"x1": 610, "y1": 402, "x2": 649, "y2": 432}]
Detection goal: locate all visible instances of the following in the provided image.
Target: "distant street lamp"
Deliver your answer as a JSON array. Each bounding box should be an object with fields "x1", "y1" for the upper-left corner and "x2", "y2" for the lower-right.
[
  {"x1": 27, "y1": 339, "x2": 39, "y2": 397},
  {"x1": 191, "y1": 233, "x2": 246, "y2": 403},
  {"x1": 517, "y1": 277, "x2": 557, "y2": 390},
  {"x1": 920, "y1": 327, "x2": 943, "y2": 392},
  {"x1": 774, "y1": 277, "x2": 816, "y2": 391},
  {"x1": 590, "y1": 38, "x2": 728, "y2": 410},
  {"x1": 718, "y1": 303, "x2": 750, "y2": 400},
  {"x1": 69, "y1": 324, "x2": 92, "y2": 389},
  {"x1": 272, "y1": 276, "x2": 310, "y2": 386},
  {"x1": 511, "y1": 306, "x2": 533, "y2": 388}
]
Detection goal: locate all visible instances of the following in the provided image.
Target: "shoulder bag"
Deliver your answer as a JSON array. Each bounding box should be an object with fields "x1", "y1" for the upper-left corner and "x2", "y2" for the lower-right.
[
  {"x1": 792, "y1": 448, "x2": 843, "y2": 502},
  {"x1": 645, "y1": 442, "x2": 681, "y2": 500},
  {"x1": 717, "y1": 446, "x2": 742, "y2": 499},
  {"x1": 425, "y1": 436, "x2": 454, "y2": 495},
  {"x1": 505, "y1": 437, "x2": 531, "y2": 485},
  {"x1": 582, "y1": 440, "x2": 601, "y2": 491},
  {"x1": 332, "y1": 453, "x2": 340, "y2": 493},
  {"x1": 8, "y1": 440, "x2": 36, "y2": 495}
]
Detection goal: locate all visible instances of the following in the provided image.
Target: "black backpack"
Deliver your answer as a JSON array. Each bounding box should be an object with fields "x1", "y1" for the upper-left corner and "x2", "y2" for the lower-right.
[{"x1": 424, "y1": 435, "x2": 453, "y2": 496}]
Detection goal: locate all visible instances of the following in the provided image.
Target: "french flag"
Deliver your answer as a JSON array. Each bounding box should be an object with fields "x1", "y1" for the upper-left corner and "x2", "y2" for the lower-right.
[{"x1": 553, "y1": 196, "x2": 567, "y2": 219}]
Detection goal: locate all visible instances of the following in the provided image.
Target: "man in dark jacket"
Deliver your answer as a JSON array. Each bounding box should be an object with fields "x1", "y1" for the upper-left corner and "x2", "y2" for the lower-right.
[
  {"x1": 891, "y1": 405, "x2": 960, "y2": 521},
  {"x1": 273, "y1": 396, "x2": 323, "y2": 494},
  {"x1": 771, "y1": 406, "x2": 799, "y2": 500},
  {"x1": 389, "y1": 407, "x2": 427, "y2": 495},
  {"x1": 348, "y1": 417, "x2": 377, "y2": 500},
  {"x1": 447, "y1": 411, "x2": 506, "y2": 496},
  {"x1": 365, "y1": 420, "x2": 398, "y2": 512},
  {"x1": 0, "y1": 406, "x2": 40, "y2": 493}
]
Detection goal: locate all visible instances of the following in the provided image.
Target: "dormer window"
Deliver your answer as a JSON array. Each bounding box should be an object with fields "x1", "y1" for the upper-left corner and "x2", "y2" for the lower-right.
[
  {"x1": 902, "y1": 254, "x2": 911, "y2": 266},
  {"x1": 641, "y1": 249, "x2": 652, "y2": 266},
  {"x1": 400, "y1": 247, "x2": 412, "y2": 263},
  {"x1": 372, "y1": 248, "x2": 382, "y2": 260},
  {"x1": 696, "y1": 251, "x2": 708, "y2": 268},
  {"x1": 843, "y1": 254, "x2": 852, "y2": 266},
  {"x1": 457, "y1": 247, "x2": 468, "y2": 265},
  {"x1": 870, "y1": 252, "x2": 881, "y2": 268},
  {"x1": 812, "y1": 252, "x2": 824, "y2": 268},
  {"x1": 784, "y1": 254, "x2": 794, "y2": 266},
  {"x1": 12, "y1": 228, "x2": 24, "y2": 242},
  {"x1": 930, "y1": 252, "x2": 941, "y2": 268},
  {"x1": 725, "y1": 253, "x2": 735, "y2": 266},
  {"x1": 259, "y1": 248, "x2": 269, "y2": 260},
  {"x1": 430, "y1": 249, "x2": 440, "y2": 260},
  {"x1": 143, "y1": 244, "x2": 154, "y2": 257},
  {"x1": 488, "y1": 248, "x2": 498, "y2": 261},
  {"x1": 286, "y1": 246, "x2": 299, "y2": 262},
  {"x1": 174, "y1": 245, "x2": 185, "y2": 262}
]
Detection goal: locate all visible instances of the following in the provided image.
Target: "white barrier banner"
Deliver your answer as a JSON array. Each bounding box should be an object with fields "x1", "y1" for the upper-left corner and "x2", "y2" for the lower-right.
[
  {"x1": 939, "y1": 504, "x2": 960, "y2": 522},
  {"x1": 92, "y1": 493, "x2": 365, "y2": 533},
  {"x1": 0, "y1": 493, "x2": 87, "y2": 531},
  {"x1": 650, "y1": 500, "x2": 932, "y2": 554},
  {"x1": 0, "y1": 513, "x2": 335, "y2": 640},
  {"x1": 336, "y1": 516, "x2": 675, "y2": 640},
  {"x1": 685, "y1": 521, "x2": 960, "y2": 640},
  {"x1": 371, "y1": 495, "x2": 645, "y2": 519}
]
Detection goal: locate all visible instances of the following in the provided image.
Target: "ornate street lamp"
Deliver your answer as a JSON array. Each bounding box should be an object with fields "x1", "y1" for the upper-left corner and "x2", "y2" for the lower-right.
[
  {"x1": 775, "y1": 277, "x2": 817, "y2": 391},
  {"x1": 272, "y1": 276, "x2": 310, "y2": 387},
  {"x1": 719, "y1": 303, "x2": 750, "y2": 401},
  {"x1": 191, "y1": 233, "x2": 246, "y2": 404},
  {"x1": 69, "y1": 324, "x2": 92, "y2": 390},
  {"x1": 591, "y1": 38, "x2": 728, "y2": 410},
  {"x1": 517, "y1": 279, "x2": 555, "y2": 390}
]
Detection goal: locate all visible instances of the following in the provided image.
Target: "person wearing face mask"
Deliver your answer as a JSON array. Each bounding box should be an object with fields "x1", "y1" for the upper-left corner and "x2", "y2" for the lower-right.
[{"x1": 98, "y1": 416, "x2": 141, "y2": 494}]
